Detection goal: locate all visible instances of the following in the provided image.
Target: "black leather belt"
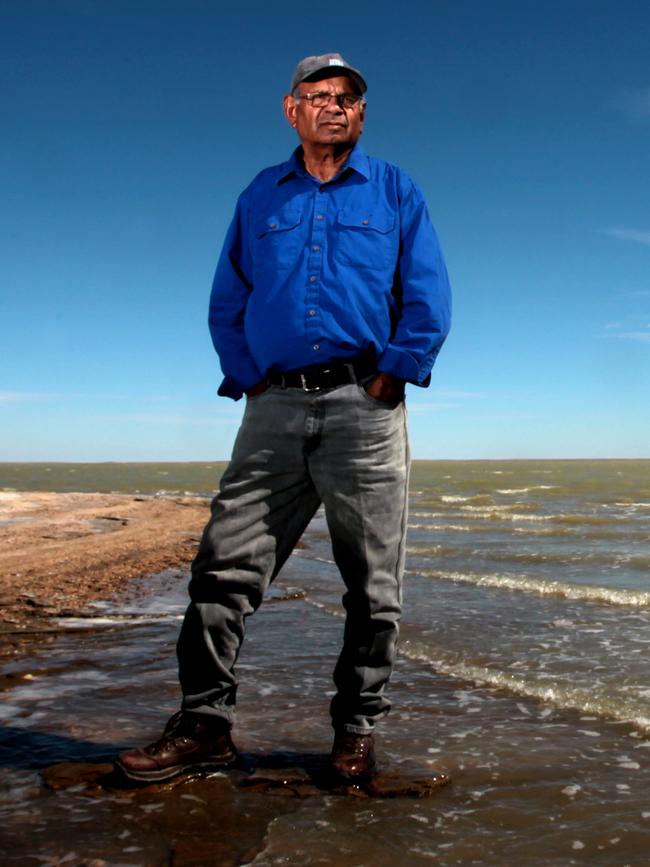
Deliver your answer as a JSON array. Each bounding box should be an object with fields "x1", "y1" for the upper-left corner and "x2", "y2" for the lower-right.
[{"x1": 267, "y1": 360, "x2": 376, "y2": 392}]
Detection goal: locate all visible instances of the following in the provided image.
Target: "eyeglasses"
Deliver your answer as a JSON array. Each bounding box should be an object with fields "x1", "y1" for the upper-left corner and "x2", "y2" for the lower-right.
[{"x1": 295, "y1": 91, "x2": 364, "y2": 110}]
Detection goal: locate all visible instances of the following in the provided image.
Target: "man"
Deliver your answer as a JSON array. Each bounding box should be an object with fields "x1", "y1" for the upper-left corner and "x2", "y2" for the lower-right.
[{"x1": 117, "y1": 53, "x2": 451, "y2": 783}]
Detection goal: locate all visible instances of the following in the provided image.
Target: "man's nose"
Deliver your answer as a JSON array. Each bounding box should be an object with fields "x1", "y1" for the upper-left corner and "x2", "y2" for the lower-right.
[{"x1": 324, "y1": 96, "x2": 345, "y2": 113}]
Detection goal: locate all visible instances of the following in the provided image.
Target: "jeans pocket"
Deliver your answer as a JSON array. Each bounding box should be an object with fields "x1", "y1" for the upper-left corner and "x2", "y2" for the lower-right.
[{"x1": 357, "y1": 383, "x2": 402, "y2": 410}]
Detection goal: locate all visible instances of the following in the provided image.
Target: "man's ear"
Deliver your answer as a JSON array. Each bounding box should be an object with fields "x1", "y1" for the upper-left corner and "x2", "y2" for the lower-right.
[{"x1": 283, "y1": 94, "x2": 297, "y2": 128}]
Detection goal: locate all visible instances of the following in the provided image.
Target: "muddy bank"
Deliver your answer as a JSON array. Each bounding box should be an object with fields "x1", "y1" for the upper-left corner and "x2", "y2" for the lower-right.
[{"x1": 0, "y1": 491, "x2": 208, "y2": 641}]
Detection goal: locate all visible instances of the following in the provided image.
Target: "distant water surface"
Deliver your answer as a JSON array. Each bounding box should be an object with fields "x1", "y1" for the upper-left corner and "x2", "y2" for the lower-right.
[{"x1": 0, "y1": 461, "x2": 228, "y2": 496}]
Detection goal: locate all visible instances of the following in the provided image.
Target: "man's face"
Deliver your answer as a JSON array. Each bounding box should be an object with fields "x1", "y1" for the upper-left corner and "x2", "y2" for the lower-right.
[{"x1": 284, "y1": 75, "x2": 365, "y2": 150}]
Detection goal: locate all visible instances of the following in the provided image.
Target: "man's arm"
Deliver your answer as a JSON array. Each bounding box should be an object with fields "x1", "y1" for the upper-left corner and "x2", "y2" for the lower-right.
[
  {"x1": 376, "y1": 176, "x2": 452, "y2": 387},
  {"x1": 208, "y1": 198, "x2": 264, "y2": 400}
]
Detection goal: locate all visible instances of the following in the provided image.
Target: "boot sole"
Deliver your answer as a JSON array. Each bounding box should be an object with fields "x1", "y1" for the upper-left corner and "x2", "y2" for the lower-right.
[
  {"x1": 328, "y1": 758, "x2": 377, "y2": 783},
  {"x1": 115, "y1": 750, "x2": 236, "y2": 783}
]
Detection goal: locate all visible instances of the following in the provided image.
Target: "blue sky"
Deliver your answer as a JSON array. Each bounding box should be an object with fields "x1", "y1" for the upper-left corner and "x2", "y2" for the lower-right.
[{"x1": 2, "y1": 0, "x2": 649, "y2": 461}]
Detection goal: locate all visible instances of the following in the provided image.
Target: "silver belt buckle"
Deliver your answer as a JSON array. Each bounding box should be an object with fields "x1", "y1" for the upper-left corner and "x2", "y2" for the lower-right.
[{"x1": 300, "y1": 373, "x2": 320, "y2": 392}]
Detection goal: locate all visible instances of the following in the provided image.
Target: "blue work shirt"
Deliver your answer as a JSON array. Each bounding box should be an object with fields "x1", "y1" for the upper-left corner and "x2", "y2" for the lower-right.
[{"x1": 209, "y1": 143, "x2": 451, "y2": 400}]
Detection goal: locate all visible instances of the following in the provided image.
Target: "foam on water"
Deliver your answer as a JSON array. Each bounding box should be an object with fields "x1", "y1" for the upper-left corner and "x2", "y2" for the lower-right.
[
  {"x1": 439, "y1": 494, "x2": 493, "y2": 504},
  {"x1": 55, "y1": 614, "x2": 184, "y2": 629},
  {"x1": 303, "y1": 596, "x2": 650, "y2": 733},
  {"x1": 412, "y1": 568, "x2": 650, "y2": 607},
  {"x1": 399, "y1": 638, "x2": 650, "y2": 735},
  {"x1": 411, "y1": 546, "x2": 650, "y2": 571},
  {"x1": 408, "y1": 522, "x2": 474, "y2": 532},
  {"x1": 457, "y1": 508, "x2": 614, "y2": 525},
  {"x1": 496, "y1": 485, "x2": 559, "y2": 494}
]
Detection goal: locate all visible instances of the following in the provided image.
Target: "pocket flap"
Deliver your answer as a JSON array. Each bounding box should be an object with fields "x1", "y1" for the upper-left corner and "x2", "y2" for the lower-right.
[
  {"x1": 337, "y1": 208, "x2": 395, "y2": 234},
  {"x1": 254, "y1": 208, "x2": 302, "y2": 238}
]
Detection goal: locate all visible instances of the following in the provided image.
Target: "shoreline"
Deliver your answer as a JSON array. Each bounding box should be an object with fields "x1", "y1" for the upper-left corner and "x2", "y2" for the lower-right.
[{"x1": 0, "y1": 491, "x2": 208, "y2": 651}]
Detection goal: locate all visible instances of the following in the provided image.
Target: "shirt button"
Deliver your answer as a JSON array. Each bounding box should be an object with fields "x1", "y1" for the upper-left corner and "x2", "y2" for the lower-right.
[
  {"x1": 316, "y1": 214, "x2": 324, "y2": 221},
  {"x1": 309, "y1": 275, "x2": 317, "y2": 282},
  {"x1": 312, "y1": 245, "x2": 320, "y2": 252},
  {"x1": 269, "y1": 222, "x2": 277, "y2": 228},
  {"x1": 362, "y1": 219, "x2": 369, "y2": 225},
  {"x1": 308, "y1": 309, "x2": 316, "y2": 316},
  {"x1": 313, "y1": 344, "x2": 320, "y2": 350}
]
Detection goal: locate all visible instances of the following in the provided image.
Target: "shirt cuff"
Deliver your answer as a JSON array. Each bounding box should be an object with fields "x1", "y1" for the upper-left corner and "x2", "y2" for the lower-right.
[
  {"x1": 218, "y1": 364, "x2": 265, "y2": 401},
  {"x1": 377, "y1": 345, "x2": 431, "y2": 386}
]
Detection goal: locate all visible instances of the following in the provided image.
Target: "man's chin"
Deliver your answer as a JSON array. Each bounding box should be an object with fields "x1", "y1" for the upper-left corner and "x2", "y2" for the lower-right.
[{"x1": 316, "y1": 131, "x2": 350, "y2": 144}]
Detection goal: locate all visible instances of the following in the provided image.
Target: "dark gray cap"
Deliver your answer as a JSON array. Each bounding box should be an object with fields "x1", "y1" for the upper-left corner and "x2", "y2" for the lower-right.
[{"x1": 290, "y1": 52, "x2": 367, "y2": 95}]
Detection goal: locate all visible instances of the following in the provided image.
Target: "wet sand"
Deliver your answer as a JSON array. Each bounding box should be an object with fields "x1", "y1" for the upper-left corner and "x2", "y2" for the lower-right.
[{"x1": 0, "y1": 491, "x2": 208, "y2": 646}]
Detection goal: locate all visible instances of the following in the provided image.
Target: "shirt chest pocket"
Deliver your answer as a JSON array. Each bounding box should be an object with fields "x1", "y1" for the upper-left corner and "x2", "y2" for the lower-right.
[
  {"x1": 252, "y1": 208, "x2": 302, "y2": 277},
  {"x1": 334, "y1": 207, "x2": 397, "y2": 272}
]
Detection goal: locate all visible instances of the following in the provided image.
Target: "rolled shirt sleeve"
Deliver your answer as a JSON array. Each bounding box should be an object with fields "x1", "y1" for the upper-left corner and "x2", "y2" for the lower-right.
[
  {"x1": 209, "y1": 198, "x2": 264, "y2": 400},
  {"x1": 377, "y1": 177, "x2": 452, "y2": 385}
]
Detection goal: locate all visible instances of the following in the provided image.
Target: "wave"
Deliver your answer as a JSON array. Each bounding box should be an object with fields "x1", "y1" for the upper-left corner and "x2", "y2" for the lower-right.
[
  {"x1": 511, "y1": 526, "x2": 624, "y2": 539},
  {"x1": 439, "y1": 494, "x2": 494, "y2": 504},
  {"x1": 55, "y1": 613, "x2": 185, "y2": 629},
  {"x1": 411, "y1": 568, "x2": 650, "y2": 607},
  {"x1": 458, "y1": 504, "x2": 530, "y2": 514},
  {"x1": 399, "y1": 639, "x2": 650, "y2": 735},
  {"x1": 303, "y1": 599, "x2": 650, "y2": 733},
  {"x1": 406, "y1": 521, "x2": 632, "y2": 541},
  {"x1": 464, "y1": 511, "x2": 553, "y2": 522},
  {"x1": 407, "y1": 545, "x2": 461, "y2": 558},
  {"x1": 452, "y1": 508, "x2": 616, "y2": 526},
  {"x1": 496, "y1": 485, "x2": 559, "y2": 494},
  {"x1": 408, "y1": 511, "x2": 448, "y2": 519},
  {"x1": 428, "y1": 549, "x2": 650, "y2": 572},
  {"x1": 409, "y1": 503, "x2": 650, "y2": 540}
]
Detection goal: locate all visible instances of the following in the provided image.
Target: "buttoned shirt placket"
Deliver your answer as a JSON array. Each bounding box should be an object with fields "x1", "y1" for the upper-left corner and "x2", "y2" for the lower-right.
[{"x1": 305, "y1": 178, "x2": 329, "y2": 357}]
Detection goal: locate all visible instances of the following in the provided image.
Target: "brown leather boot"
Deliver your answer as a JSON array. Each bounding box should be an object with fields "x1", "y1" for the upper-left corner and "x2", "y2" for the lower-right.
[
  {"x1": 329, "y1": 731, "x2": 376, "y2": 781},
  {"x1": 115, "y1": 711, "x2": 237, "y2": 782}
]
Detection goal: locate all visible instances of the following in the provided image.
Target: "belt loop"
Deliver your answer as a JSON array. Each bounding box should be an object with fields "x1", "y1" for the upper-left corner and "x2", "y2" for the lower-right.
[{"x1": 344, "y1": 362, "x2": 357, "y2": 384}]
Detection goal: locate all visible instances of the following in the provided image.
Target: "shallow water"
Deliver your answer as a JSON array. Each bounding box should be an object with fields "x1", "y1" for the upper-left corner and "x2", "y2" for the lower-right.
[
  {"x1": 1, "y1": 460, "x2": 650, "y2": 864},
  {"x1": 0, "y1": 565, "x2": 648, "y2": 864}
]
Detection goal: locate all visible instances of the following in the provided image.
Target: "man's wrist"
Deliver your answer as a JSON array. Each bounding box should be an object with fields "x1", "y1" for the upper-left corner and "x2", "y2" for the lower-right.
[
  {"x1": 365, "y1": 372, "x2": 404, "y2": 402},
  {"x1": 245, "y1": 379, "x2": 270, "y2": 398}
]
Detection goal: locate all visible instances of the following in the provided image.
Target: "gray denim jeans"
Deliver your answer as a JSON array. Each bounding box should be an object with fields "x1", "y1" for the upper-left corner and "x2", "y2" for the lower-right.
[{"x1": 177, "y1": 381, "x2": 410, "y2": 734}]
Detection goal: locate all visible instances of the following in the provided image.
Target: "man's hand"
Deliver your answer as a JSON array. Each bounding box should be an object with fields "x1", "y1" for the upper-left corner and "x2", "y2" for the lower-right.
[
  {"x1": 364, "y1": 372, "x2": 404, "y2": 403},
  {"x1": 245, "y1": 380, "x2": 270, "y2": 398}
]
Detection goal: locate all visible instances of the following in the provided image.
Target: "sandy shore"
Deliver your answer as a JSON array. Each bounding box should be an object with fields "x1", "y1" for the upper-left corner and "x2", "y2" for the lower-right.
[{"x1": 0, "y1": 491, "x2": 209, "y2": 641}]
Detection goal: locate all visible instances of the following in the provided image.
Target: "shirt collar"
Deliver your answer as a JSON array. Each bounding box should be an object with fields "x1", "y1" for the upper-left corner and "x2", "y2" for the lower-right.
[{"x1": 277, "y1": 142, "x2": 370, "y2": 185}]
